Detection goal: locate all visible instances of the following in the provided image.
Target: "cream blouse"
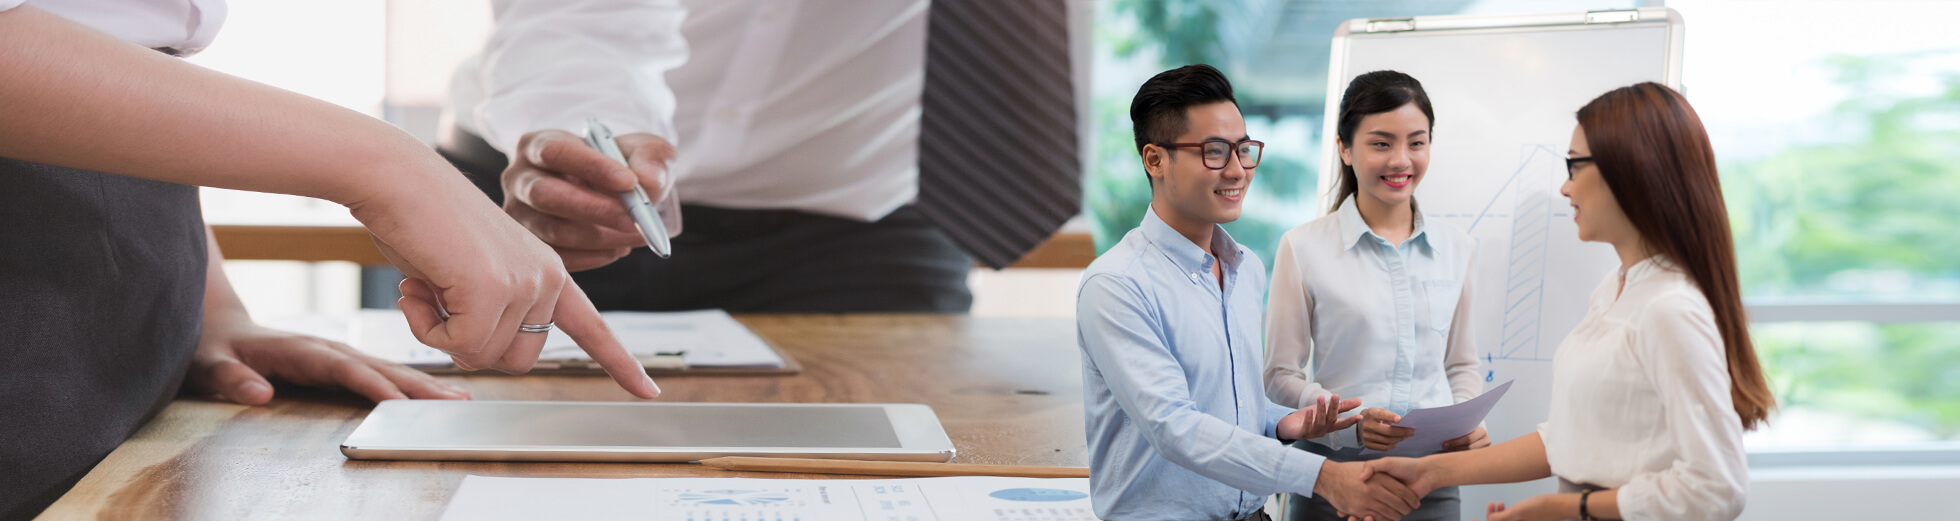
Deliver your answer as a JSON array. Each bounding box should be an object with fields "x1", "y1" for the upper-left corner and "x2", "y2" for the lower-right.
[{"x1": 1539, "y1": 255, "x2": 1748, "y2": 521}]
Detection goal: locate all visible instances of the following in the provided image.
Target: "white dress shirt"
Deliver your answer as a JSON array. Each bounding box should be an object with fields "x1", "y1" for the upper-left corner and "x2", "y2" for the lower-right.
[
  {"x1": 1539, "y1": 255, "x2": 1748, "y2": 521},
  {"x1": 3, "y1": 0, "x2": 226, "y2": 55},
  {"x1": 1262, "y1": 197, "x2": 1483, "y2": 450},
  {"x1": 448, "y1": 0, "x2": 928, "y2": 222}
]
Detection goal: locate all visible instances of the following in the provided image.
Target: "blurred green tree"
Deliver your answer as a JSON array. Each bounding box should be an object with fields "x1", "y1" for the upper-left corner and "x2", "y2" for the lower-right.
[
  {"x1": 1725, "y1": 51, "x2": 1960, "y2": 298},
  {"x1": 1729, "y1": 51, "x2": 1960, "y2": 439}
]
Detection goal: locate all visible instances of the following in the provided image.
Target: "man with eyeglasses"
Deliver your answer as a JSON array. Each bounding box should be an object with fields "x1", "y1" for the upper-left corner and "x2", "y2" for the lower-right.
[{"x1": 1074, "y1": 64, "x2": 1421, "y2": 521}]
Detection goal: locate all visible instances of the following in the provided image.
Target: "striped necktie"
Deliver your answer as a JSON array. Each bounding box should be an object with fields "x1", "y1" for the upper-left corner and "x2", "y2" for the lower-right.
[{"x1": 917, "y1": 0, "x2": 1082, "y2": 269}]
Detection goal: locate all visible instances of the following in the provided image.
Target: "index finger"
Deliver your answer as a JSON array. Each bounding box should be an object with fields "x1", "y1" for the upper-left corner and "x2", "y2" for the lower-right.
[
  {"x1": 523, "y1": 129, "x2": 638, "y2": 193},
  {"x1": 552, "y1": 283, "x2": 661, "y2": 399}
]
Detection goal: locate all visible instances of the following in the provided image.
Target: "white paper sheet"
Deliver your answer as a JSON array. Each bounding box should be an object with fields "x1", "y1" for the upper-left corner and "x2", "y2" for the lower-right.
[
  {"x1": 268, "y1": 309, "x2": 782, "y2": 369},
  {"x1": 1362, "y1": 380, "x2": 1514, "y2": 457},
  {"x1": 438, "y1": 475, "x2": 1097, "y2": 521}
]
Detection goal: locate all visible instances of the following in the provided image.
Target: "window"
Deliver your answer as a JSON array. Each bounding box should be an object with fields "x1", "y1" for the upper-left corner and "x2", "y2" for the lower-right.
[{"x1": 1672, "y1": 0, "x2": 1960, "y2": 449}]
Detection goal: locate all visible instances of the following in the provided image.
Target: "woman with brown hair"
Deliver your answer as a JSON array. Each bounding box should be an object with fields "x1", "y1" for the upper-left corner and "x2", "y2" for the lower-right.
[{"x1": 1353, "y1": 82, "x2": 1776, "y2": 521}]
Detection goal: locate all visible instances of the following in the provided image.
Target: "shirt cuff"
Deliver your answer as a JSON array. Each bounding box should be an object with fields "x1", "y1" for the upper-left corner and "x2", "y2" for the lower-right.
[
  {"x1": 0, "y1": 1, "x2": 25, "y2": 12},
  {"x1": 1277, "y1": 446, "x2": 1325, "y2": 497}
]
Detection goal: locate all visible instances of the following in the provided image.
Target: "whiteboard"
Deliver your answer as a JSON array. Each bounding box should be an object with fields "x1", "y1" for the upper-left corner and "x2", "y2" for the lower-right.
[{"x1": 1316, "y1": 7, "x2": 1683, "y2": 514}]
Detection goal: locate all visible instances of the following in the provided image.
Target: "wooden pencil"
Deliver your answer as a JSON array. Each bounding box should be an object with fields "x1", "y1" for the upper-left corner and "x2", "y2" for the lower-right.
[{"x1": 696, "y1": 456, "x2": 1090, "y2": 479}]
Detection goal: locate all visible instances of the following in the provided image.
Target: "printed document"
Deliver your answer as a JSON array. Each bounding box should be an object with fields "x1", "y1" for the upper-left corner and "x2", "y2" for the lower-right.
[
  {"x1": 270, "y1": 309, "x2": 782, "y2": 369},
  {"x1": 439, "y1": 475, "x2": 1097, "y2": 521},
  {"x1": 1362, "y1": 380, "x2": 1514, "y2": 457}
]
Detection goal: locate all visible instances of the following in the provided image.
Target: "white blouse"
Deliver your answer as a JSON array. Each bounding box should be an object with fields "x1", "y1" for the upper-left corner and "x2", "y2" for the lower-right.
[{"x1": 1539, "y1": 255, "x2": 1748, "y2": 521}]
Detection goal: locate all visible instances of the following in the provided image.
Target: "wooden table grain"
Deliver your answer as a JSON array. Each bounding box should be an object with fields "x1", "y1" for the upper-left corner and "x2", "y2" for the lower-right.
[{"x1": 40, "y1": 315, "x2": 1087, "y2": 520}]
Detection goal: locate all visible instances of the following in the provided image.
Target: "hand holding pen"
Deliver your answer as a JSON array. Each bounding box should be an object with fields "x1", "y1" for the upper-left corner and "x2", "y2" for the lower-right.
[{"x1": 497, "y1": 124, "x2": 682, "y2": 271}]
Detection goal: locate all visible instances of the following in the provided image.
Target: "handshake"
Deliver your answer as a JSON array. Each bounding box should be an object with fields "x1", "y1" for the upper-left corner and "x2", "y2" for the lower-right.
[
  {"x1": 1314, "y1": 456, "x2": 1437, "y2": 521},
  {"x1": 1278, "y1": 395, "x2": 1493, "y2": 521}
]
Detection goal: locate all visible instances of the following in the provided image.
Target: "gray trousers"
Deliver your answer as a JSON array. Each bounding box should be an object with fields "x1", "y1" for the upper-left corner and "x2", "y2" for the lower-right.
[{"x1": 1283, "y1": 441, "x2": 1461, "y2": 521}]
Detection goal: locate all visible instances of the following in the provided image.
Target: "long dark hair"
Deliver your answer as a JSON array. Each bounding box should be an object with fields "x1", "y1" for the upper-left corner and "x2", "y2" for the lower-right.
[
  {"x1": 1329, "y1": 70, "x2": 1434, "y2": 212},
  {"x1": 1578, "y1": 82, "x2": 1775, "y2": 429}
]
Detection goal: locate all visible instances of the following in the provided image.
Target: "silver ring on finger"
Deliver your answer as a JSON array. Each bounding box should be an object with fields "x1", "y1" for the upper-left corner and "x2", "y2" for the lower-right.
[{"x1": 518, "y1": 322, "x2": 554, "y2": 334}]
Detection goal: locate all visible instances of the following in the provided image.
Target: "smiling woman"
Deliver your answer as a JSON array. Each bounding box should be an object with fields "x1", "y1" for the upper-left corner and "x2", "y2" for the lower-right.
[{"x1": 1262, "y1": 70, "x2": 1486, "y2": 521}]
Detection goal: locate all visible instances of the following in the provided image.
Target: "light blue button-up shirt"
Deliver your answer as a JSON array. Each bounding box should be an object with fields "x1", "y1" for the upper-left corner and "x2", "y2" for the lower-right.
[{"x1": 1077, "y1": 208, "x2": 1324, "y2": 521}]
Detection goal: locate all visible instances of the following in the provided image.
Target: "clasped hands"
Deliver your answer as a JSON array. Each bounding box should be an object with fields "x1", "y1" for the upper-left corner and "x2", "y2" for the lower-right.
[{"x1": 1277, "y1": 397, "x2": 1493, "y2": 521}]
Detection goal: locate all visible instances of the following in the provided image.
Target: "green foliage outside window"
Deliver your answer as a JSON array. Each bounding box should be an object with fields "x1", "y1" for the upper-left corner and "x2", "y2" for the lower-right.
[
  {"x1": 1727, "y1": 51, "x2": 1960, "y2": 441},
  {"x1": 1725, "y1": 52, "x2": 1960, "y2": 300}
]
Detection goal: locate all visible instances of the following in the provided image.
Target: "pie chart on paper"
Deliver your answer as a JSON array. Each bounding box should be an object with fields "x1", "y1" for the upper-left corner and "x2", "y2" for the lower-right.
[{"x1": 987, "y1": 488, "x2": 1088, "y2": 502}]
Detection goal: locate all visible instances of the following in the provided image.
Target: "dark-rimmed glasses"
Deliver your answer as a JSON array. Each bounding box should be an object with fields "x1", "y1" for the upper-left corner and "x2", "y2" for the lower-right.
[
  {"x1": 1565, "y1": 156, "x2": 1594, "y2": 179},
  {"x1": 1159, "y1": 139, "x2": 1264, "y2": 170}
]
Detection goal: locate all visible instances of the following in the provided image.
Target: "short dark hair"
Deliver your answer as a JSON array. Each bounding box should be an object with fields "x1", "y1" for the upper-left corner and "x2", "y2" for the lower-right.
[
  {"x1": 1130, "y1": 64, "x2": 1238, "y2": 155},
  {"x1": 1331, "y1": 70, "x2": 1434, "y2": 211}
]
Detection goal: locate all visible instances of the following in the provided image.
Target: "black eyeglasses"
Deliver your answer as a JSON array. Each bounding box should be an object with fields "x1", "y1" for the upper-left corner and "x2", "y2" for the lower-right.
[
  {"x1": 1158, "y1": 139, "x2": 1264, "y2": 170},
  {"x1": 1565, "y1": 156, "x2": 1594, "y2": 179}
]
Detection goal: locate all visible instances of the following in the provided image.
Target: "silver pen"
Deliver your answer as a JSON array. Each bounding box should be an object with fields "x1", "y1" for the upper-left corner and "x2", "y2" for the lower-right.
[{"x1": 583, "y1": 118, "x2": 671, "y2": 258}]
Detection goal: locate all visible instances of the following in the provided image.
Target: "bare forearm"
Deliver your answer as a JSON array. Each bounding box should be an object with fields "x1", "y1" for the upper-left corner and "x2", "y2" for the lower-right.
[
  {"x1": 1428, "y1": 431, "x2": 1553, "y2": 487},
  {"x1": 1535, "y1": 490, "x2": 1621, "y2": 521},
  {"x1": 0, "y1": 6, "x2": 443, "y2": 205}
]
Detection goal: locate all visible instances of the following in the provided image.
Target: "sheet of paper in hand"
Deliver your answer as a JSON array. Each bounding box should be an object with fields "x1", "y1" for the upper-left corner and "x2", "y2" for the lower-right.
[{"x1": 1363, "y1": 380, "x2": 1514, "y2": 457}]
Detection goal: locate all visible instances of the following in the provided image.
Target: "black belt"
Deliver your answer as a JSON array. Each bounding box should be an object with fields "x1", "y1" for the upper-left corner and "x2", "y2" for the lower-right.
[{"x1": 1231, "y1": 509, "x2": 1274, "y2": 521}]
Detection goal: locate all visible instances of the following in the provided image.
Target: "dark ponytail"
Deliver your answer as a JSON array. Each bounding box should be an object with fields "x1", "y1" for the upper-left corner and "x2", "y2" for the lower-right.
[{"x1": 1330, "y1": 70, "x2": 1434, "y2": 212}]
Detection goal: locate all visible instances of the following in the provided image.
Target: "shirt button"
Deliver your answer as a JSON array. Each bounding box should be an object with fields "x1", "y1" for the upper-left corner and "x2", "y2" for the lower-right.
[{"x1": 1189, "y1": 273, "x2": 1202, "y2": 283}]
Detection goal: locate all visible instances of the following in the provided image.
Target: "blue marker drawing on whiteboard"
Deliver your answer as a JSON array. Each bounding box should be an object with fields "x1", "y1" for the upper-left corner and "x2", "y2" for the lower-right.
[{"x1": 1466, "y1": 145, "x2": 1562, "y2": 363}]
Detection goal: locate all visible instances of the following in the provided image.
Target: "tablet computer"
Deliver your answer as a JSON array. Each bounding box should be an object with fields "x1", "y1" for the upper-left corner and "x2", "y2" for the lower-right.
[{"x1": 340, "y1": 400, "x2": 957, "y2": 463}]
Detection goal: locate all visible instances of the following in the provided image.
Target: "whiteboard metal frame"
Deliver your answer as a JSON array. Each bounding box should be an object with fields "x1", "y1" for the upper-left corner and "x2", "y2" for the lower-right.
[{"x1": 1316, "y1": 7, "x2": 1686, "y2": 213}]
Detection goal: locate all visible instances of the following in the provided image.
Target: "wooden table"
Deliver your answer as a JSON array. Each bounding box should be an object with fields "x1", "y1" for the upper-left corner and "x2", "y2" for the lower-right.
[{"x1": 41, "y1": 315, "x2": 1087, "y2": 520}]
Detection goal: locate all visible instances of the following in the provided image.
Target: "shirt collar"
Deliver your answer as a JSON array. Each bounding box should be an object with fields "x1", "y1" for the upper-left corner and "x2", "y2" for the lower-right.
[
  {"x1": 1334, "y1": 195, "x2": 1430, "y2": 251},
  {"x1": 1622, "y1": 254, "x2": 1680, "y2": 286},
  {"x1": 1140, "y1": 206, "x2": 1244, "y2": 275}
]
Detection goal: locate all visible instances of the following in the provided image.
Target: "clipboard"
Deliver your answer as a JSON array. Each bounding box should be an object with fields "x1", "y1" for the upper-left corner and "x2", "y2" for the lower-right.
[{"x1": 411, "y1": 339, "x2": 803, "y2": 377}]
